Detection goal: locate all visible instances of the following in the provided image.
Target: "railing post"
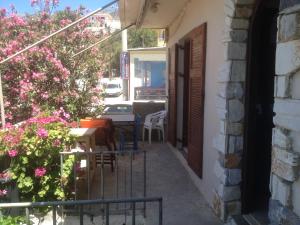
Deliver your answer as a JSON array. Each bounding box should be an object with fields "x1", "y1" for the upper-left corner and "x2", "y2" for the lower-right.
[
  {"x1": 105, "y1": 203, "x2": 109, "y2": 225},
  {"x1": 52, "y1": 206, "x2": 57, "y2": 225},
  {"x1": 116, "y1": 152, "x2": 119, "y2": 209},
  {"x1": 159, "y1": 198, "x2": 163, "y2": 225},
  {"x1": 132, "y1": 202, "x2": 136, "y2": 225},
  {"x1": 79, "y1": 205, "x2": 83, "y2": 225},
  {"x1": 25, "y1": 207, "x2": 30, "y2": 225},
  {"x1": 143, "y1": 151, "x2": 147, "y2": 217},
  {"x1": 130, "y1": 150, "x2": 133, "y2": 199},
  {"x1": 101, "y1": 152, "x2": 104, "y2": 199},
  {"x1": 87, "y1": 153, "x2": 90, "y2": 200},
  {"x1": 74, "y1": 153, "x2": 77, "y2": 200}
]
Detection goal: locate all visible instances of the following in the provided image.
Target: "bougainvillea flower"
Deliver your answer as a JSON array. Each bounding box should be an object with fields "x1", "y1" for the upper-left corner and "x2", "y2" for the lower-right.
[
  {"x1": 37, "y1": 128, "x2": 48, "y2": 138},
  {"x1": 8, "y1": 149, "x2": 18, "y2": 157},
  {"x1": 0, "y1": 189, "x2": 8, "y2": 197},
  {"x1": 35, "y1": 167, "x2": 47, "y2": 177}
]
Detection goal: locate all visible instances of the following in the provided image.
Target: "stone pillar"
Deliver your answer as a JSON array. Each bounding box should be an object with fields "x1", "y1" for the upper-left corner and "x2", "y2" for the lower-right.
[
  {"x1": 268, "y1": 3, "x2": 300, "y2": 225},
  {"x1": 212, "y1": 0, "x2": 254, "y2": 221}
]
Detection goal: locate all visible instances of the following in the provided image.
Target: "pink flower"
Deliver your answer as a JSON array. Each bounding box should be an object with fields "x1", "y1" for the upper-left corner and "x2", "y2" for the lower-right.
[
  {"x1": 37, "y1": 128, "x2": 48, "y2": 138},
  {"x1": 35, "y1": 167, "x2": 47, "y2": 177},
  {"x1": 8, "y1": 149, "x2": 18, "y2": 158},
  {"x1": 0, "y1": 189, "x2": 8, "y2": 197},
  {"x1": 53, "y1": 139, "x2": 61, "y2": 147}
]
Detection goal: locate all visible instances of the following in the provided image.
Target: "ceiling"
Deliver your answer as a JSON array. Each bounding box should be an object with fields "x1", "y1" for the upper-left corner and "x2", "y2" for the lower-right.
[{"x1": 119, "y1": 0, "x2": 188, "y2": 28}]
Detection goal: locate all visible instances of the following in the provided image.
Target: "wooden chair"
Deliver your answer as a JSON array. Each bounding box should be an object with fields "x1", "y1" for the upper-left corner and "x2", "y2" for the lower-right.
[{"x1": 80, "y1": 118, "x2": 116, "y2": 172}]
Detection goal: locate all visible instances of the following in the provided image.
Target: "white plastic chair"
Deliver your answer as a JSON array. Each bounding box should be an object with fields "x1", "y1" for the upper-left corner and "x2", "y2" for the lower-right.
[{"x1": 142, "y1": 110, "x2": 166, "y2": 144}]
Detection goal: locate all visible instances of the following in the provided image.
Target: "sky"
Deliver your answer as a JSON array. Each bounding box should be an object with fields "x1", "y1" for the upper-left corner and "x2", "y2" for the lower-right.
[{"x1": 0, "y1": 0, "x2": 114, "y2": 14}]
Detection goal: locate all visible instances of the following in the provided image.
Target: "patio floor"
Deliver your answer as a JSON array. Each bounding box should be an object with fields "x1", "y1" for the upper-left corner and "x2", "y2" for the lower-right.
[
  {"x1": 143, "y1": 143, "x2": 222, "y2": 225},
  {"x1": 78, "y1": 143, "x2": 222, "y2": 225}
]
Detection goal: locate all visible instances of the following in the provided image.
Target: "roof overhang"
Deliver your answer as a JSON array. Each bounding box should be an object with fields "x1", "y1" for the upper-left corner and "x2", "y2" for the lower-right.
[{"x1": 119, "y1": 0, "x2": 187, "y2": 29}]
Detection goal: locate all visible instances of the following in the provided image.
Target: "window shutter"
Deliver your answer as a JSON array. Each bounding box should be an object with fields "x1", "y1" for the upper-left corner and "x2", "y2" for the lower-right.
[
  {"x1": 167, "y1": 44, "x2": 178, "y2": 146},
  {"x1": 187, "y1": 23, "x2": 207, "y2": 178}
]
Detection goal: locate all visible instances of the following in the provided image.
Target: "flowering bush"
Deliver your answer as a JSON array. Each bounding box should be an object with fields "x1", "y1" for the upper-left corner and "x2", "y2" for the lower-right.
[
  {"x1": 0, "y1": 0, "x2": 107, "y2": 125},
  {"x1": 0, "y1": 113, "x2": 76, "y2": 202}
]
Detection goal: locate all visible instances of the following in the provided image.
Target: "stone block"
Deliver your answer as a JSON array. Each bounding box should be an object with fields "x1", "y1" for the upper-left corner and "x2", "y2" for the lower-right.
[
  {"x1": 290, "y1": 131, "x2": 300, "y2": 154},
  {"x1": 218, "y1": 82, "x2": 244, "y2": 99},
  {"x1": 274, "y1": 99, "x2": 300, "y2": 117},
  {"x1": 225, "y1": 42, "x2": 247, "y2": 60},
  {"x1": 225, "y1": 4, "x2": 235, "y2": 17},
  {"x1": 218, "y1": 61, "x2": 232, "y2": 82},
  {"x1": 218, "y1": 108, "x2": 228, "y2": 120},
  {"x1": 214, "y1": 161, "x2": 242, "y2": 185},
  {"x1": 225, "y1": 17, "x2": 249, "y2": 29},
  {"x1": 278, "y1": 12, "x2": 300, "y2": 42},
  {"x1": 235, "y1": 6, "x2": 253, "y2": 18},
  {"x1": 212, "y1": 190, "x2": 242, "y2": 221},
  {"x1": 272, "y1": 127, "x2": 292, "y2": 149},
  {"x1": 212, "y1": 191, "x2": 226, "y2": 220},
  {"x1": 274, "y1": 99, "x2": 300, "y2": 131},
  {"x1": 275, "y1": 75, "x2": 290, "y2": 98},
  {"x1": 235, "y1": 136, "x2": 243, "y2": 151},
  {"x1": 224, "y1": 153, "x2": 241, "y2": 169},
  {"x1": 216, "y1": 96, "x2": 227, "y2": 110},
  {"x1": 224, "y1": 29, "x2": 248, "y2": 42},
  {"x1": 213, "y1": 134, "x2": 227, "y2": 154},
  {"x1": 291, "y1": 71, "x2": 300, "y2": 99},
  {"x1": 273, "y1": 148, "x2": 300, "y2": 166},
  {"x1": 217, "y1": 184, "x2": 241, "y2": 201},
  {"x1": 224, "y1": 0, "x2": 235, "y2": 10},
  {"x1": 226, "y1": 201, "x2": 241, "y2": 217},
  {"x1": 231, "y1": 60, "x2": 246, "y2": 81},
  {"x1": 228, "y1": 99, "x2": 244, "y2": 122},
  {"x1": 269, "y1": 199, "x2": 300, "y2": 225},
  {"x1": 271, "y1": 158, "x2": 298, "y2": 182},
  {"x1": 271, "y1": 174, "x2": 292, "y2": 206},
  {"x1": 234, "y1": 0, "x2": 255, "y2": 5},
  {"x1": 274, "y1": 114, "x2": 300, "y2": 132},
  {"x1": 221, "y1": 121, "x2": 243, "y2": 135},
  {"x1": 276, "y1": 40, "x2": 300, "y2": 75}
]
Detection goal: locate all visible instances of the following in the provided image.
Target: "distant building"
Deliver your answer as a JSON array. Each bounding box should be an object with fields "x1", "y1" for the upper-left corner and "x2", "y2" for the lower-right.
[
  {"x1": 128, "y1": 47, "x2": 166, "y2": 102},
  {"x1": 87, "y1": 12, "x2": 121, "y2": 36}
]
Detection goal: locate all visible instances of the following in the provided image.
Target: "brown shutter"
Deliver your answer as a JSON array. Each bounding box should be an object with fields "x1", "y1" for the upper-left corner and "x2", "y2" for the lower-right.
[
  {"x1": 187, "y1": 23, "x2": 207, "y2": 178},
  {"x1": 167, "y1": 44, "x2": 178, "y2": 146}
]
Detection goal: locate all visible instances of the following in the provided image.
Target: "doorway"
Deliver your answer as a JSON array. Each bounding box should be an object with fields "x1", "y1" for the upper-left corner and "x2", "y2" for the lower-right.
[{"x1": 242, "y1": 0, "x2": 279, "y2": 223}]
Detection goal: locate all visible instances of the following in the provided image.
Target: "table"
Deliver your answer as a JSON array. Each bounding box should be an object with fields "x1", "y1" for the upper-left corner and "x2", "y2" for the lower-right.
[
  {"x1": 69, "y1": 128, "x2": 97, "y2": 199},
  {"x1": 70, "y1": 128, "x2": 97, "y2": 151},
  {"x1": 100, "y1": 114, "x2": 135, "y2": 126}
]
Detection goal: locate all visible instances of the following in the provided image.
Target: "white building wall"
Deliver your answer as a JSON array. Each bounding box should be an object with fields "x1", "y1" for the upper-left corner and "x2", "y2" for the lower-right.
[
  {"x1": 167, "y1": 0, "x2": 225, "y2": 206},
  {"x1": 128, "y1": 50, "x2": 167, "y2": 101}
]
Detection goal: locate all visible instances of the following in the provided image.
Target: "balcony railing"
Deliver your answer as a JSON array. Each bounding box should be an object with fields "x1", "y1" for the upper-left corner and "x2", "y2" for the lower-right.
[{"x1": 0, "y1": 197, "x2": 163, "y2": 225}]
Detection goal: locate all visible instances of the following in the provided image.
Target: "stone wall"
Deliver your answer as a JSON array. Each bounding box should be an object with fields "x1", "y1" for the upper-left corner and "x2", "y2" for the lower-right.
[
  {"x1": 213, "y1": 0, "x2": 300, "y2": 223},
  {"x1": 270, "y1": 5, "x2": 300, "y2": 225},
  {"x1": 212, "y1": 0, "x2": 254, "y2": 220}
]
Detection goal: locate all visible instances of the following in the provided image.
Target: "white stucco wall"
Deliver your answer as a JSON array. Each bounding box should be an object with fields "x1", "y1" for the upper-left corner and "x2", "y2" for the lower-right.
[
  {"x1": 129, "y1": 50, "x2": 167, "y2": 101},
  {"x1": 167, "y1": 0, "x2": 225, "y2": 206}
]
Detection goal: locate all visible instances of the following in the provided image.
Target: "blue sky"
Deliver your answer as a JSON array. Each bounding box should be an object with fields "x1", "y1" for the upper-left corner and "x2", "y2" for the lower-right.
[{"x1": 0, "y1": 0, "x2": 114, "y2": 14}]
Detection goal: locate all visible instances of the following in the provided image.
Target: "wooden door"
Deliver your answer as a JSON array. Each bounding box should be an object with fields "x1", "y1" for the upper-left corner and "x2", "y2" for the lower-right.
[
  {"x1": 167, "y1": 45, "x2": 178, "y2": 146},
  {"x1": 187, "y1": 23, "x2": 207, "y2": 178}
]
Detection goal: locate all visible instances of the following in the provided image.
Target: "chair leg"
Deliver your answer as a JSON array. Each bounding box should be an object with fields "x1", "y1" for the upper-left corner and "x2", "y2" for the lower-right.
[
  {"x1": 142, "y1": 127, "x2": 145, "y2": 142},
  {"x1": 158, "y1": 129, "x2": 161, "y2": 141},
  {"x1": 149, "y1": 128, "x2": 152, "y2": 144}
]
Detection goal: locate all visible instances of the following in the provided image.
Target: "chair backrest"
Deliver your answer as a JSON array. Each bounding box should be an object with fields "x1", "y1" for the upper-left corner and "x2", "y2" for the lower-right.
[{"x1": 144, "y1": 110, "x2": 167, "y2": 125}]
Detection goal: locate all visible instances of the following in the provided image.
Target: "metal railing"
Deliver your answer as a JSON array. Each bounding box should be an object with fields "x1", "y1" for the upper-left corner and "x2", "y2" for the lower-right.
[
  {"x1": 60, "y1": 150, "x2": 147, "y2": 212},
  {"x1": 0, "y1": 197, "x2": 163, "y2": 225}
]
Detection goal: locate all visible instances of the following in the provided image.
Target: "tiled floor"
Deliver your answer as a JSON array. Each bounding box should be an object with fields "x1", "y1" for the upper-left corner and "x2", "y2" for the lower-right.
[{"x1": 77, "y1": 143, "x2": 222, "y2": 225}]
